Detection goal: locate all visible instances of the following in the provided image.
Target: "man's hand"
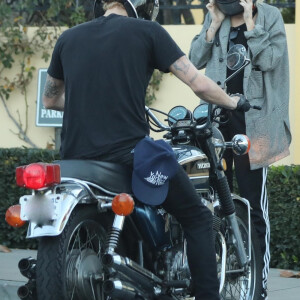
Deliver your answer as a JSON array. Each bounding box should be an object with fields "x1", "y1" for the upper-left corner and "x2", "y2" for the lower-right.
[{"x1": 234, "y1": 94, "x2": 251, "y2": 112}]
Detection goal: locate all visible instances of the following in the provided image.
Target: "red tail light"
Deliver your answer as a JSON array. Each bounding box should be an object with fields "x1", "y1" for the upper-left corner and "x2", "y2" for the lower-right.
[{"x1": 16, "y1": 163, "x2": 61, "y2": 190}]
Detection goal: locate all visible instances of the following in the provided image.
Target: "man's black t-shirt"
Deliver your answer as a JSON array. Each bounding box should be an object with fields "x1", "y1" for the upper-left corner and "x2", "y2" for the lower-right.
[{"x1": 47, "y1": 14, "x2": 184, "y2": 159}]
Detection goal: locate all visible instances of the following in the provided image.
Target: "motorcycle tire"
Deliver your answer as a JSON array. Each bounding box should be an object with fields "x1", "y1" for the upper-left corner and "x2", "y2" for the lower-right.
[
  {"x1": 36, "y1": 204, "x2": 112, "y2": 300},
  {"x1": 219, "y1": 201, "x2": 263, "y2": 300}
]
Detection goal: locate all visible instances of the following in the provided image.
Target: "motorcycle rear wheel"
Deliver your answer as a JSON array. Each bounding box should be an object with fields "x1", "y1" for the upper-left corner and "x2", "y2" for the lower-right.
[
  {"x1": 36, "y1": 205, "x2": 110, "y2": 300},
  {"x1": 218, "y1": 201, "x2": 263, "y2": 300}
]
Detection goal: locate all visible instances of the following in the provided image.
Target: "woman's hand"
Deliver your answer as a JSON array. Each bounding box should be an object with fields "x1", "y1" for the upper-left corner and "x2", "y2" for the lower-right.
[
  {"x1": 240, "y1": 0, "x2": 255, "y2": 30},
  {"x1": 207, "y1": 0, "x2": 225, "y2": 26},
  {"x1": 205, "y1": 0, "x2": 225, "y2": 42}
]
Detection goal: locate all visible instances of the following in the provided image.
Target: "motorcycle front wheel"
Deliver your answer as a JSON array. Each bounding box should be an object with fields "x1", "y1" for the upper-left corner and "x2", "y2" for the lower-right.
[
  {"x1": 217, "y1": 201, "x2": 263, "y2": 300},
  {"x1": 36, "y1": 205, "x2": 110, "y2": 300}
]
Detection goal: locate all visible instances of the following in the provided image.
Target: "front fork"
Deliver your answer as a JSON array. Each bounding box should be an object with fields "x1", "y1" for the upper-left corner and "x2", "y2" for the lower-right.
[
  {"x1": 204, "y1": 136, "x2": 249, "y2": 268},
  {"x1": 215, "y1": 176, "x2": 249, "y2": 268}
]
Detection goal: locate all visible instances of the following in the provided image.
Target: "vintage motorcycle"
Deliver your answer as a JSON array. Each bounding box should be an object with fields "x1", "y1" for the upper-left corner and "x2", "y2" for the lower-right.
[{"x1": 6, "y1": 45, "x2": 262, "y2": 300}]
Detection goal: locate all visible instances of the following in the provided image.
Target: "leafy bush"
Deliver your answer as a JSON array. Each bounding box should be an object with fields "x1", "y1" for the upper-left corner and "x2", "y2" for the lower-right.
[{"x1": 268, "y1": 165, "x2": 300, "y2": 270}]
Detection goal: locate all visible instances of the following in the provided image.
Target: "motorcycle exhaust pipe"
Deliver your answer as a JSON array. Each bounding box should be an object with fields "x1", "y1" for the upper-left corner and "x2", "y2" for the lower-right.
[
  {"x1": 17, "y1": 281, "x2": 36, "y2": 300},
  {"x1": 18, "y1": 257, "x2": 36, "y2": 280},
  {"x1": 102, "y1": 253, "x2": 162, "y2": 293},
  {"x1": 103, "y1": 279, "x2": 148, "y2": 300}
]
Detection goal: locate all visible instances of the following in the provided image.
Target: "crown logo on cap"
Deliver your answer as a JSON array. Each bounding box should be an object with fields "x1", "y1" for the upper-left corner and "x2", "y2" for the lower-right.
[{"x1": 144, "y1": 171, "x2": 168, "y2": 186}]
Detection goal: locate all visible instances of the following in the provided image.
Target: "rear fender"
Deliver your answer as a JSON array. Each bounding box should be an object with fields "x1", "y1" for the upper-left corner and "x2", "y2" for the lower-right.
[{"x1": 22, "y1": 181, "x2": 96, "y2": 238}]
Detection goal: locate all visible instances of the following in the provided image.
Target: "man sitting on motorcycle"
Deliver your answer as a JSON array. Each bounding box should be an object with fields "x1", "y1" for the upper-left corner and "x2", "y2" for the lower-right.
[{"x1": 42, "y1": 0, "x2": 250, "y2": 298}]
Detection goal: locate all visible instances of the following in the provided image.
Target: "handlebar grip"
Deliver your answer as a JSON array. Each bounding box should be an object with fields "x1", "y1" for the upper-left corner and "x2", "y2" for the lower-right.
[{"x1": 251, "y1": 105, "x2": 262, "y2": 110}]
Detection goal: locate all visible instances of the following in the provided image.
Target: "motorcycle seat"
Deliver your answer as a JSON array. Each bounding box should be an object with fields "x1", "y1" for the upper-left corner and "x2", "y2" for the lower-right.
[{"x1": 55, "y1": 159, "x2": 133, "y2": 194}]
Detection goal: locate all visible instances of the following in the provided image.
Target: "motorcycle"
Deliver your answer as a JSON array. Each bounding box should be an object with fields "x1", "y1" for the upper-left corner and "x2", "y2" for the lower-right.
[{"x1": 6, "y1": 44, "x2": 262, "y2": 300}]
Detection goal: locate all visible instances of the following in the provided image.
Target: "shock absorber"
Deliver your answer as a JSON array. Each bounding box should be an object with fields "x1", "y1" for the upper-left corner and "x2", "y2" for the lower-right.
[{"x1": 105, "y1": 215, "x2": 125, "y2": 253}]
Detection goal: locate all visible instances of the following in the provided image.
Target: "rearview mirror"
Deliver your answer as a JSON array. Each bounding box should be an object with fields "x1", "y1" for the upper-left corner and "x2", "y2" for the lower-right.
[{"x1": 227, "y1": 44, "x2": 247, "y2": 70}]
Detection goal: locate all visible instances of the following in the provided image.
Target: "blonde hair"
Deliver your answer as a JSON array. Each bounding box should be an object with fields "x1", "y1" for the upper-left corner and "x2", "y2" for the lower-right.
[{"x1": 103, "y1": 1, "x2": 124, "y2": 11}]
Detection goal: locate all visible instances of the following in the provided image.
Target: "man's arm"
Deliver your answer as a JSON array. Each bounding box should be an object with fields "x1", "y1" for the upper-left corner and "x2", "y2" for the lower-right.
[
  {"x1": 169, "y1": 55, "x2": 239, "y2": 109},
  {"x1": 43, "y1": 75, "x2": 65, "y2": 111}
]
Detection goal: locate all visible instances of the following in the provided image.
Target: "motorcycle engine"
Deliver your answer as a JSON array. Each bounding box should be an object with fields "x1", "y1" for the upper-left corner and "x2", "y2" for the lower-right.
[{"x1": 169, "y1": 248, "x2": 191, "y2": 281}]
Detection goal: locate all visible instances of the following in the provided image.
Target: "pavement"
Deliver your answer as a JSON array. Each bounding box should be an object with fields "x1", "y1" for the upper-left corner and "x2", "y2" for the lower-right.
[{"x1": 0, "y1": 249, "x2": 300, "y2": 300}]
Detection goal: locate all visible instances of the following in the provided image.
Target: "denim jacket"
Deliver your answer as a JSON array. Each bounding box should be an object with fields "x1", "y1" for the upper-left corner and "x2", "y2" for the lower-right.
[{"x1": 189, "y1": 3, "x2": 291, "y2": 170}]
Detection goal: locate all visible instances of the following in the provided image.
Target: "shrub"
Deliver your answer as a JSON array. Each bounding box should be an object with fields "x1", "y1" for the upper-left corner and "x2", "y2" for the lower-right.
[{"x1": 268, "y1": 165, "x2": 300, "y2": 270}]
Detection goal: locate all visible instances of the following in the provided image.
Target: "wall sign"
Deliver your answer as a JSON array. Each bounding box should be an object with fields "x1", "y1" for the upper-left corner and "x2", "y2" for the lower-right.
[{"x1": 36, "y1": 69, "x2": 63, "y2": 127}]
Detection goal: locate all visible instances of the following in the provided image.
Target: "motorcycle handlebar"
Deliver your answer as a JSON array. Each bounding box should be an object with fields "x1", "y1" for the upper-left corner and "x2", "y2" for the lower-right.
[
  {"x1": 145, "y1": 102, "x2": 261, "y2": 133},
  {"x1": 145, "y1": 106, "x2": 171, "y2": 131}
]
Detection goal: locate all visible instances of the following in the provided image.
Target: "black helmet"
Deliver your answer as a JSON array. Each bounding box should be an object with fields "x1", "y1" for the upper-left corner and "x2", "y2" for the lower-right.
[
  {"x1": 216, "y1": 0, "x2": 256, "y2": 16},
  {"x1": 94, "y1": 0, "x2": 159, "y2": 21}
]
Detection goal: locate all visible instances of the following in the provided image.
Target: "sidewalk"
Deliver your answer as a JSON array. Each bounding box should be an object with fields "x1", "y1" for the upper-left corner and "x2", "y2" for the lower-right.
[
  {"x1": 0, "y1": 249, "x2": 37, "y2": 300},
  {"x1": 1, "y1": 249, "x2": 300, "y2": 300}
]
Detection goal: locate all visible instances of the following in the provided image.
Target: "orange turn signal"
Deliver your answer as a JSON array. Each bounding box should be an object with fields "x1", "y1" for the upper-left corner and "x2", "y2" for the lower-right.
[
  {"x1": 5, "y1": 205, "x2": 26, "y2": 228},
  {"x1": 112, "y1": 193, "x2": 135, "y2": 216}
]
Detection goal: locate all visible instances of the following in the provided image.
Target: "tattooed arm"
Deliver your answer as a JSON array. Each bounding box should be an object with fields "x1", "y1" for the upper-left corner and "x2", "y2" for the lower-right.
[
  {"x1": 42, "y1": 75, "x2": 65, "y2": 111},
  {"x1": 169, "y1": 56, "x2": 238, "y2": 110}
]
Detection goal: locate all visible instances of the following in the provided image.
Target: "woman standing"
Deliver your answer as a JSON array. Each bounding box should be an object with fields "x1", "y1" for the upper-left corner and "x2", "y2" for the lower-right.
[{"x1": 189, "y1": 1, "x2": 292, "y2": 299}]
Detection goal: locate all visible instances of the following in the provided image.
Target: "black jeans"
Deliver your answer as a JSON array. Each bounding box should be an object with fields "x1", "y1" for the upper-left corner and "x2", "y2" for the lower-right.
[
  {"x1": 163, "y1": 166, "x2": 220, "y2": 300},
  {"x1": 97, "y1": 149, "x2": 220, "y2": 300}
]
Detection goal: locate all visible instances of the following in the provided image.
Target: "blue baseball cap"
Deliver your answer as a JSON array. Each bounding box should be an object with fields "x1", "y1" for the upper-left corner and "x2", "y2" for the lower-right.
[{"x1": 132, "y1": 137, "x2": 179, "y2": 205}]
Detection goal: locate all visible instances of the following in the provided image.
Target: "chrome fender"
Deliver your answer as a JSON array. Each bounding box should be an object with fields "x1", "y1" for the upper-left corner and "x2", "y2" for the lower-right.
[
  {"x1": 232, "y1": 193, "x2": 252, "y2": 262},
  {"x1": 20, "y1": 180, "x2": 97, "y2": 238},
  {"x1": 22, "y1": 192, "x2": 80, "y2": 238}
]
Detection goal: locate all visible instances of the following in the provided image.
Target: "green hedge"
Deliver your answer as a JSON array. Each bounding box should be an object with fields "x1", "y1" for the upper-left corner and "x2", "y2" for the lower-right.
[
  {"x1": 268, "y1": 165, "x2": 300, "y2": 270},
  {"x1": 0, "y1": 148, "x2": 299, "y2": 270}
]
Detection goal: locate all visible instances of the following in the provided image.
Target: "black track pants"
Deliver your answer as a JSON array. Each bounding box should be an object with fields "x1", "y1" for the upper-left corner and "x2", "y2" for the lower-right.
[{"x1": 221, "y1": 111, "x2": 270, "y2": 291}]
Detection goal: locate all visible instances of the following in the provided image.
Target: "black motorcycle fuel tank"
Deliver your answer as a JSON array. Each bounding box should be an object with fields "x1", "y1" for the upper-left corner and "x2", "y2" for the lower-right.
[
  {"x1": 133, "y1": 202, "x2": 171, "y2": 250},
  {"x1": 172, "y1": 145, "x2": 210, "y2": 191}
]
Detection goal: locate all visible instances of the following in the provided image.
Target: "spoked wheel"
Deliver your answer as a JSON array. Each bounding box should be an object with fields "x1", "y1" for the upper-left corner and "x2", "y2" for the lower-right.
[
  {"x1": 219, "y1": 202, "x2": 262, "y2": 300},
  {"x1": 36, "y1": 205, "x2": 110, "y2": 300}
]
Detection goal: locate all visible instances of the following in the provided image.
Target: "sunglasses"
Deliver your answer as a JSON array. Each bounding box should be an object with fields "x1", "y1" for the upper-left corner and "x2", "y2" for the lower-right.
[{"x1": 229, "y1": 29, "x2": 238, "y2": 49}]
